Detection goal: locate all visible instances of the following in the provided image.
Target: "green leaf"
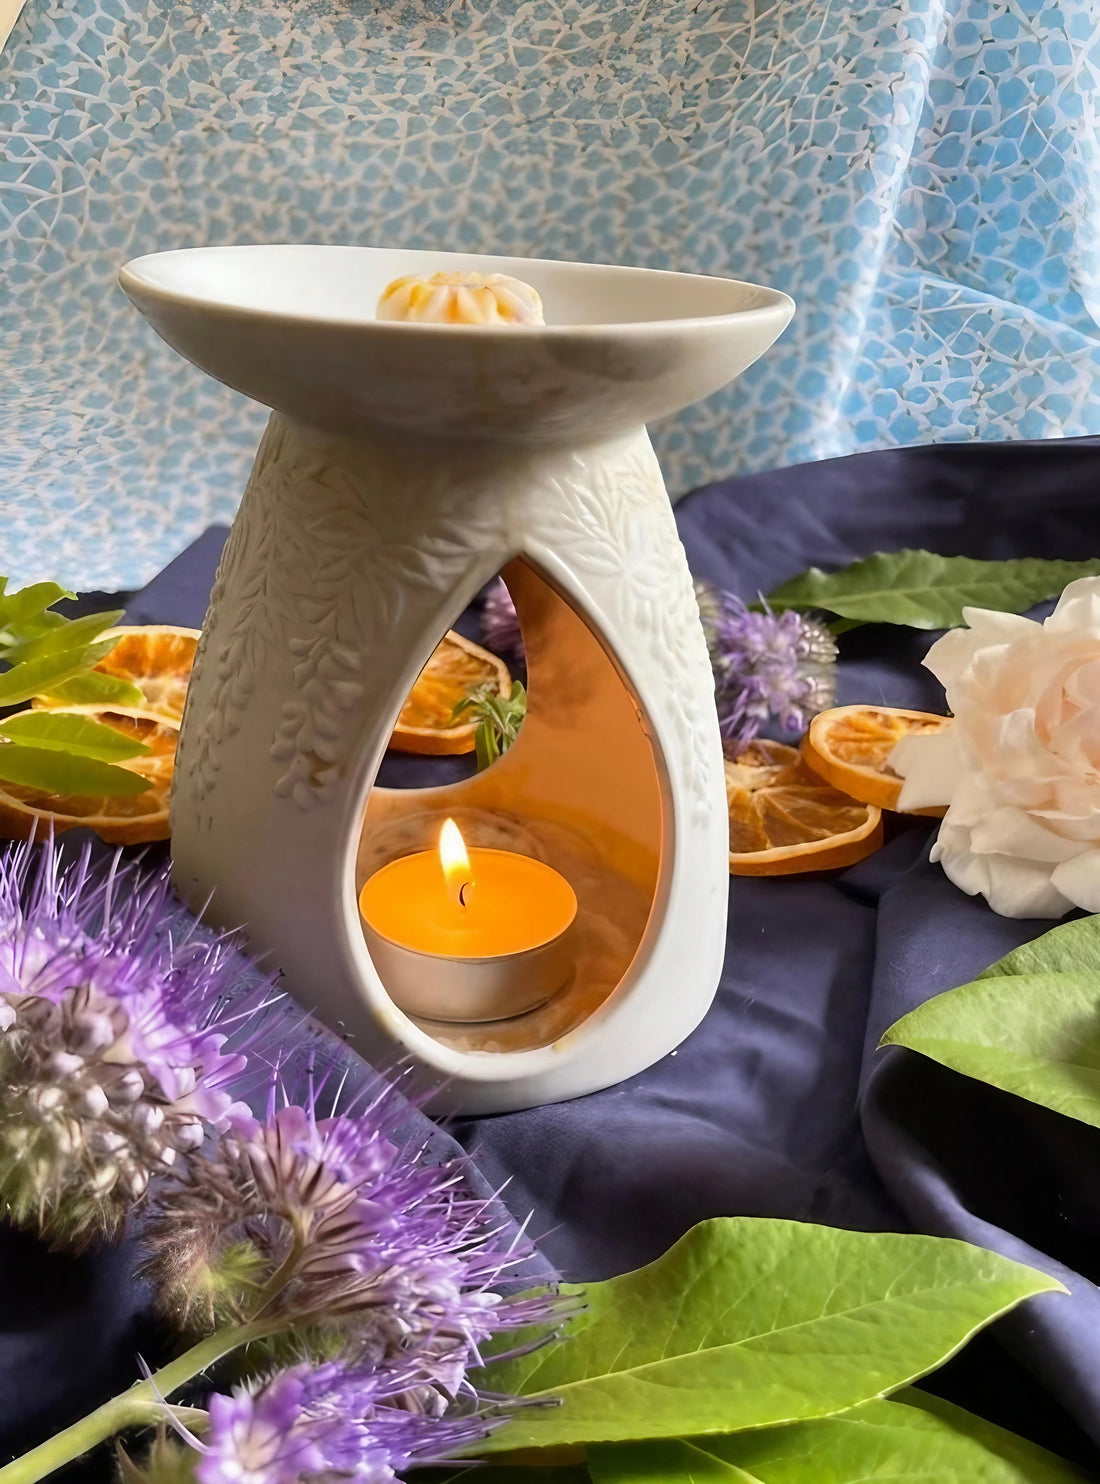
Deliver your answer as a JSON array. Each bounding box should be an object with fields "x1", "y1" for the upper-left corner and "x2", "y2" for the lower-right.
[
  {"x1": 587, "y1": 1392, "x2": 1089, "y2": 1483},
  {"x1": 0, "y1": 711, "x2": 149, "y2": 762},
  {"x1": 0, "y1": 609, "x2": 123, "y2": 665},
  {"x1": 2, "y1": 610, "x2": 68, "y2": 644},
  {"x1": 766, "y1": 552, "x2": 1100, "y2": 630},
  {"x1": 882, "y1": 917, "x2": 1100, "y2": 1130},
  {"x1": 0, "y1": 640, "x2": 119, "y2": 706},
  {"x1": 425, "y1": 1470, "x2": 589, "y2": 1484},
  {"x1": 479, "y1": 1219, "x2": 1061, "y2": 1451},
  {"x1": 452, "y1": 680, "x2": 527, "y2": 772},
  {"x1": 40, "y1": 672, "x2": 144, "y2": 707},
  {"x1": 0, "y1": 745, "x2": 150, "y2": 798},
  {"x1": 977, "y1": 914, "x2": 1100, "y2": 981},
  {"x1": 0, "y1": 582, "x2": 75, "y2": 633}
]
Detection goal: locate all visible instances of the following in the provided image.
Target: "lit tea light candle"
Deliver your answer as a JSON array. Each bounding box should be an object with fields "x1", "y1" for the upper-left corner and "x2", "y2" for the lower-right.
[{"x1": 359, "y1": 818, "x2": 577, "y2": 1023}]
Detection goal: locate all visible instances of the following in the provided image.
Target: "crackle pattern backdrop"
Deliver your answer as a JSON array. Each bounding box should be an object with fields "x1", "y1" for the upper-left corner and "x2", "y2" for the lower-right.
[{"x1": 3, "y1": 0, "x2": 1100, "y2": 590}]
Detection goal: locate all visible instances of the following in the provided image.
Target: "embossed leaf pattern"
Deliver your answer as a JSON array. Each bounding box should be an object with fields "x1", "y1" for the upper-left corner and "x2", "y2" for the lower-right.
[
  {"x1": 538, "y1": 440, "x2": 719, "y2": 821},
  {"x1": 181, "y1": 418, "x2": 510, "y2": 818}
]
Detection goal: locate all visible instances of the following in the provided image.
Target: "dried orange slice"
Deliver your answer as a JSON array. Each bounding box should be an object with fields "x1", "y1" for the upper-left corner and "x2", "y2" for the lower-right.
[
  {"x1": 34, "y1": 625, "x2": 201, "y2": 721},
  {"x1": 0, "y1": 706, "x2": 178, "y2": 845},
  {"x1": 726, "y1": 739, "x2": 883, "y2": 876},
  {"x1": 390, "y1": 632, "x2": 513, "y2": 756},
  {"x1": 93, "y1": 625, "x2": 200, "y2": 721},
  {"x1": 800, "y1": 705, "x2": 951, "y2": 815}
]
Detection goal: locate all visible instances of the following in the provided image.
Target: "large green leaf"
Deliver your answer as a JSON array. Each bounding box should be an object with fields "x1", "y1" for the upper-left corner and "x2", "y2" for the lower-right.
[
  {"x1": 882, "y1": 918, "x2": 1100, "y2": 1130},
  {"x1": 587, "y1": 1392, "x2": 1088, "y2": 1483},
  {"x1": 0, "y1": 744, "x2": 150, "y2": 798},
  {"x1": 0, "y1": 640, "x2": 119, "y2": 706},
  {"x1": 977, "y1": 915, "x2": 1100, "y2": 980},
  {"x1": 766, "y1": 552, "x2": 1100, "y2": 629},
  {"x1": 1, "y1": 608, "x2": 123, "y2": 665},
  {"x1": 0, "y1": 711, "x2": 149, "y2": 762},
  {"x1": 40, "y1": 672, "x2": 144, "y2": 707},
  {"x1": 479, "y1": 1220, "x2": 1060, "y2": 1451}
]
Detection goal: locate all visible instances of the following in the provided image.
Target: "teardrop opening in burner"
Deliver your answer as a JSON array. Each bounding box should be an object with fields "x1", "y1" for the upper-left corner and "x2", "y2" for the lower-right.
[
  {"x1": 375, "y1": 577, "x2": 525, "y2": 792},
  {"x1": 355, "y1": 556, "x2": 669, "y2": 1054}
]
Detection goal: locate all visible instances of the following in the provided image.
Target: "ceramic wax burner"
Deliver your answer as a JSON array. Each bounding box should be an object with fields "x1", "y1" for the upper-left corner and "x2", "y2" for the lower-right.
[{"x1": 119, "y1": 246, "x2": 793, "y2": 1113}]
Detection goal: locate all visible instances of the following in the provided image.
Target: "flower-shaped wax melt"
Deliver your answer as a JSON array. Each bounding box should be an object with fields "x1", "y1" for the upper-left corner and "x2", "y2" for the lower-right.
[{"x1": 376, "y1": 271, "x2": 544, "y2": 326}]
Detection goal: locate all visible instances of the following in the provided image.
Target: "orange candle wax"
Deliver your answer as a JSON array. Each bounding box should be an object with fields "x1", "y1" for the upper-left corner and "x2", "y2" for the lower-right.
[
  {"x1": 360, "y1": 847, "x2": 577, "y2": 959},
  {"x1": 359, "y1": 818, "x2": 577, "y2": 1022}
]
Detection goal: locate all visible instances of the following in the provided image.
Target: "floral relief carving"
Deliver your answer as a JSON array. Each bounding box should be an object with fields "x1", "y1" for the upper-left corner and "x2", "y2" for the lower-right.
[
  {"x1": 178, "y1": 416, "x2": 717, "y2": 829},
  {"x1": 531, "y1": 440, "x2": 719, "y2": 821},
  {"x1": 178, "y1": 416, "x2": 507, "y2": 819},
  {"x1": 271, "y1": 633, "x2": 365, "y2": 811},
  {"x1": 178, "y1": 419, "x2": 286, "y2": 826}
]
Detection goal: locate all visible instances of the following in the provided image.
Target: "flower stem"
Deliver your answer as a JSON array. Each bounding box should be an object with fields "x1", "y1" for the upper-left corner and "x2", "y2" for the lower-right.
[{"x1": 0, "y1": 1318, "x2": 282, "y2": 1484}]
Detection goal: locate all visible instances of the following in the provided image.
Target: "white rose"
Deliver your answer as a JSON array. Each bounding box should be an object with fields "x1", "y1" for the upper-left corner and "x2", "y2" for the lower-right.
[{"x1": 890, "y1": 576, "x2": 1100, "y2": 919}]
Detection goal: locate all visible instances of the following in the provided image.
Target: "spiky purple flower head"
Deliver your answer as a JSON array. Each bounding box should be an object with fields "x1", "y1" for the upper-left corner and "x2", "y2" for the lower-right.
[
  {"x1": 706, "y1": 591, "x2": 837, "y2": 756},
  {"x1": 192, "y1": 1360, "x2": 497, "y2": 1484},
  {"x1": 480, "y1": 580, "x2": 524, "y2": 664},
  {"x1": 142, "y1": 1075, "x2": 560, "y2": 1405},
  {"x1": 0, "y1": 839, "x2": 272, "y2": 1247}
]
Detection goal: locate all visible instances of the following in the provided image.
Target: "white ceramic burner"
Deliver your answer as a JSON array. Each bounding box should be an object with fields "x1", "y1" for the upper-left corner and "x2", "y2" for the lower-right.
[{"x1": 120, "y1": 246, "x2": 793, "y2": 1113}]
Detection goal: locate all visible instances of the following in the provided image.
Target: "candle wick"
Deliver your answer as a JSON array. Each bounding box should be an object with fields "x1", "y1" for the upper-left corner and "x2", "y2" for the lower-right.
[{"x1": 458, "y1": 880, "x2": 473, "y2": 909}]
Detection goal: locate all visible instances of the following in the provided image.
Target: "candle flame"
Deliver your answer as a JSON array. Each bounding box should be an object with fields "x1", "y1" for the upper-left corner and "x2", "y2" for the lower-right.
[{"x1": 439, "y1": 818, "x2": 473, "y2": 909}]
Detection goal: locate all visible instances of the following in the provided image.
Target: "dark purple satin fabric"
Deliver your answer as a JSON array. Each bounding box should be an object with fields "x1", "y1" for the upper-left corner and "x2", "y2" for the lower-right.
[{"x1": 5, "y1": 436, "x2": 1099, "y2": 1470}]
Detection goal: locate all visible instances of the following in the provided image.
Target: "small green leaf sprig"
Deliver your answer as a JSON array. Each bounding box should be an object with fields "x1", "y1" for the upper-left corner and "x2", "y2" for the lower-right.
[
  {"x1": 0, "y1": 579, "x2": 148, "y2": 799},
  {"x1": 452, "y1": 680, "x2": 528, "y2": 770}
]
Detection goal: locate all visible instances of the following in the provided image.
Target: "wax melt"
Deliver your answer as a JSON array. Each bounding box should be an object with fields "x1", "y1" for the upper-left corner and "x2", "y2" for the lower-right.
[{"x1": 376, "y1": 271, "x2": 544, "y2": 326}]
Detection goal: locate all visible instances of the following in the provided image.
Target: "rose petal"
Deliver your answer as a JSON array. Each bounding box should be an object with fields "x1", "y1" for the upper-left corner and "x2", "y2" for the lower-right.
[
  {"x1": 937, "y1": 771, "x2": 1001, "y2": 828},
  {"x1": 1048, "y1": 576, "x2": 1100, "y2": 637},
  {"x1": 1031, "y1": 794, "x2": 1100, "y2": 842},
  {"x1": 967, "y1": 806, "x2": 1086, "y2": 863},
  {"x1": 933, "y1": 816, "x2": 1073, "y2": 918},
  {"x1": 1064, "y1": 656, "x2": 1100, "y2": 708},
  {"x1": 1053, "y1": 714, "x2": 1100, "y2": 774},
  {"x1": 967, "y1": 708, "x2": 1065, "y2": 784},
  {"x1": 922, "y1": 609, "x2": 1037, "y2": 695},
  {"x1": 1034, "y1": 650, "x2": 1100, "y2": 739},
  {"x1": 890, "y1": 728, "x2": 968, "y2": 810},
  {"x1": 1050, "y1": 850, "x2": 1100, "y2": 913},
  {"x1": 965, "y1": 632, "x2": 1050, "y2": 715}
]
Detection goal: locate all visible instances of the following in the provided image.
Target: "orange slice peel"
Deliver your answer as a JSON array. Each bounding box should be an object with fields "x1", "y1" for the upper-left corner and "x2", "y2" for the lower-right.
[
  {"x1": 727, "y1": 738, "x2": 883, "y2": 876},
  {"x1": 93, "y1": 625, "x2": 200, "y2": 721},
  {"x1": 35, "y1": 624, "x2": 201, "y2": 722},
  {"x1": 390, "y1": 632, "x2": 513, "y2": 756},
  {"x1": 0, "y1": 705, "x2": 178, "y2": 845},
  {"x1": 800, "y1": 704, "x2": 951, "y2": 815}
]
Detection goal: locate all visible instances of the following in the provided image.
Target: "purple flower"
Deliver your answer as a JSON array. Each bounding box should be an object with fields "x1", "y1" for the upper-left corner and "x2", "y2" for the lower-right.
[
  {"x1": 195, "y1": 1361, "x2": 495, "y2": 1484},
  {"x1": 0, "y1": 840, "x2": 272, "y2": 1246},
  {"x1": 143, "y1": 1080, "x2": 560, "y2": 1406},
  {"x1": 480, "y1": 580, "x2": 524, "y2": 663},
  {"x1": 707, "y1": 592, "x2": 837, "y2": 756}
]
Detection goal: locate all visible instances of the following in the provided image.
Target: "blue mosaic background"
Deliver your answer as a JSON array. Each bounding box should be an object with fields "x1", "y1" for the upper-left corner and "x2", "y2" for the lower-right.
[{"x1": 3, "y1": 1, "x2": 1100, "y2": 590}]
